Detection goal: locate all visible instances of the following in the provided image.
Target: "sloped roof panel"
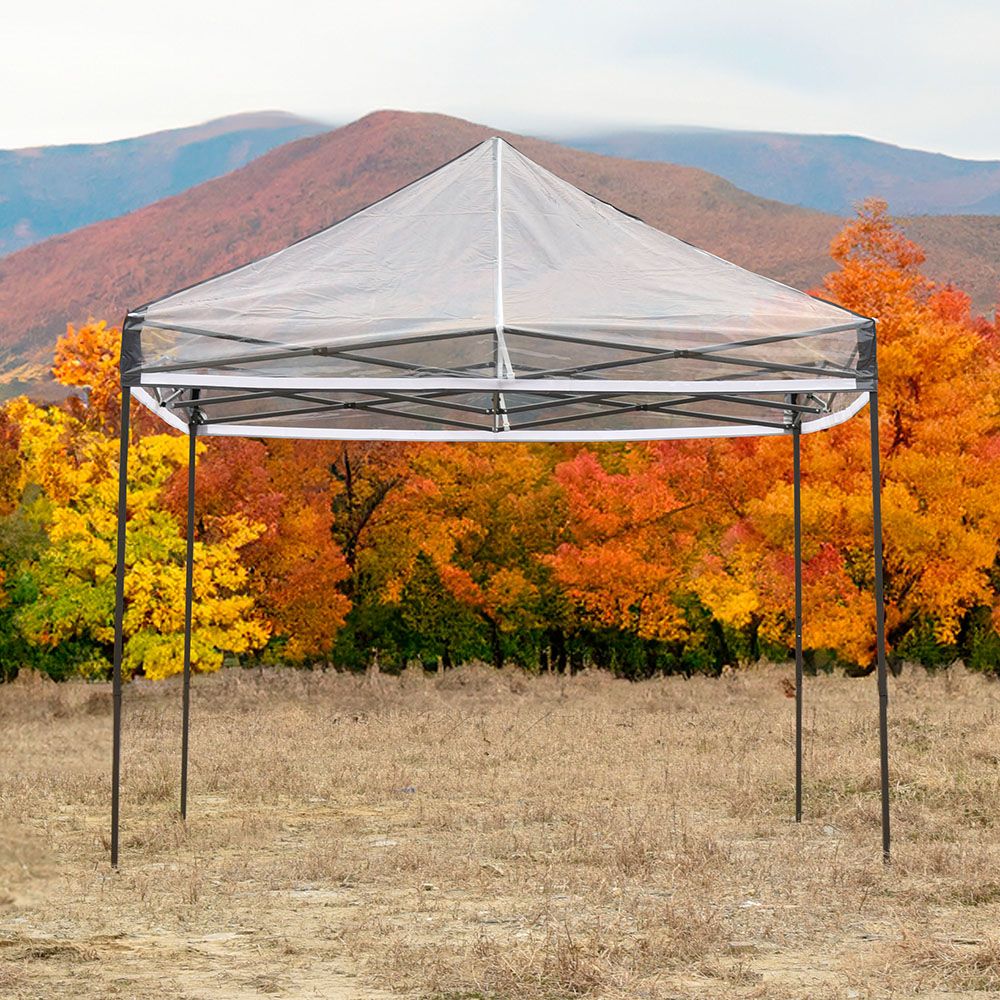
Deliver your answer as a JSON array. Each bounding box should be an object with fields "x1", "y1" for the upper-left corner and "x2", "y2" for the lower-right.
[{"x1": 122, "y1": 138, "x2": 874, "y2": 441}]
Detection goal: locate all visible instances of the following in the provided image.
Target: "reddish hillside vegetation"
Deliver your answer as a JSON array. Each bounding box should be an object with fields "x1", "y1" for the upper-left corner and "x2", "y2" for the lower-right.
[{"x1": 0, "y1": 110, "x2": 997, "y2": 389}]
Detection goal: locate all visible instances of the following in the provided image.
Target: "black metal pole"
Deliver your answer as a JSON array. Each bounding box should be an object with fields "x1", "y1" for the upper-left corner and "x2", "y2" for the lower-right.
[
  {"x1": 869, "y1": 390, "x2": 891, "y2": 862},
  {"x1": 793, "y1": 420, "x2": 804, "y2": 823},
  {"x1": 110, "y1": 386, "x2": 131, "y2": 869},
  {"x1": 180, "y1": 417, "x2": 197, "y2": 820}
]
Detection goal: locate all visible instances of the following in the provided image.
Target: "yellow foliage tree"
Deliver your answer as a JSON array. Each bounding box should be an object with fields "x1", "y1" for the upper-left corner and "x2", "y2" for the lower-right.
[
  {"x1": 373, "y1": 443, "x2": 565, "y2": 666},
  {"x1": 7, "y1": 398, "x2": 270, "y2": 678}
]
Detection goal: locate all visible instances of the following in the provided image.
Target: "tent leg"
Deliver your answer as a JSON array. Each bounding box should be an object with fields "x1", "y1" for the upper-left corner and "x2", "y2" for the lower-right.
[
  {"x1": 110, "y1": 386, "x2": 131, "y2": 869},
  {"x1": 180, "y1": 420, "x2": 197, "y2": 820},
  {"x1": 869, "y1": 390, "x2": 891, "y2": 863},
  {"x1": 793, "y1": 422, "x2": 803, "y2": 823}
]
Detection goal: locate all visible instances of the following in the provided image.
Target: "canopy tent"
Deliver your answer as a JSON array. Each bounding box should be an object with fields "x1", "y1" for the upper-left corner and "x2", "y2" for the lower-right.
[{"x1": 111, "y1": 137, "x2": 890, "y2": 866}]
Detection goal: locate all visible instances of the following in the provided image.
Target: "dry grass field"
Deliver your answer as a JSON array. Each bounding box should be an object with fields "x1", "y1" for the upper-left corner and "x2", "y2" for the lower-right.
[{"x1": 2, "y1": 662, "x2": 999, "y2": 999}]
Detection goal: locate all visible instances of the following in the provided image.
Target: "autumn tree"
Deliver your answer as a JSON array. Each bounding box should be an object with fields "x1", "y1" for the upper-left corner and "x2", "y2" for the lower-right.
[
  {"x1": 546, "y1": 442, "x2": 726, "y2": 673},
  {"x1": 550, "y1": 446, "x2": 694, "y2": 638},
  {"x1": 407, "y1": 443, "x2": 568, "y2": 668},
  {"x1": 331, "y1": 443, "x2": 569, "y2": 669},
  {"x1": 52, "y1": 319, "x2": 162, "y2": 434},
  {"x1": 6, "y1": 398, "x2": 269, "y2": 678},
  {"x1": 692, "y1": 201, "x2": 1000, "y2": 667},
  {"x1": 0, "y1": 410, "x2": 26, "y2": 679},
  {"x1": 50, "y1": 318, "x2": 353, "y2": 665},
  {"x1": 163, "y1": 437, "x2": 352, "y2": 662}
]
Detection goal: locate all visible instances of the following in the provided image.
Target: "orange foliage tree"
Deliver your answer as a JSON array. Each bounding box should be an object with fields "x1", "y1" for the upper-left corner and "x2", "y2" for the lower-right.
[
  {"x1": 161, "y1": 437, "x2": 352, "y2": 664},
  {"x1": 548, "y1": 445, "x2": 704, "y2": 643},
  {"x1": 404, "y1": 444, "x2": 567, "y2": 667},
  {"x1": 53, "y1": 319, "x2": 352, "y2": 666},
  {"x1": 691, "y1": 201, "x2": 1000, "y2": 666},
  {"x1": 329, "y1": 443, "x2": 569, "y2": 668}
]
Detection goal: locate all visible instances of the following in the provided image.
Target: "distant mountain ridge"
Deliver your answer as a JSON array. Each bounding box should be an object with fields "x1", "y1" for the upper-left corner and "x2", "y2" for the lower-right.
[
  {"x1": 0, "y1": 112, "x2": 328, "y2": 255},
  {"x1": 560, "y1": 127, "x2": 1000, "y2": 216},
  {"x1": 0, "y1": 110, "x2": 997, "y2": 397}
]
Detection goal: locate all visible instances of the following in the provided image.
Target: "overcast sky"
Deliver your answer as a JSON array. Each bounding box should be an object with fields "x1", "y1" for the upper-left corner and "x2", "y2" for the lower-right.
[{"x1": 4, "y1": 0, "x2": 998, "y2": 159}]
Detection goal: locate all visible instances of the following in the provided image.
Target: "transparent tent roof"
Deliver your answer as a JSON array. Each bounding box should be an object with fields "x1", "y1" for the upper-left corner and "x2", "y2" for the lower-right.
[{"x1": 121, "y1": 137, "x2": 875, "y2": 442}]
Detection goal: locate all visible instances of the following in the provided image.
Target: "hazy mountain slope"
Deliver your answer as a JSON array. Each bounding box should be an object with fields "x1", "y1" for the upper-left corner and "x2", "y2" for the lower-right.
[
  {"x1": 0, "y1": 110, "x2": 996, "y2": 394},
  {"x1": 0, "y1": 112, "x2": 328, "y2": 255},
  {"x1": 561, "y1": 128, "x2": 1000, "y2": 216}
]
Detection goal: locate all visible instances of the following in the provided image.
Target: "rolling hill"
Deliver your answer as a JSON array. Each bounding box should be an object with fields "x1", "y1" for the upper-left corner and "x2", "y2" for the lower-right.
[
  {"x1": 0, "y1": 110, "x2": 997, "y2": 395},
  {"x1": 561, "y1": 127, "x2": 1000, "y2": 216},
  {"x1": 0, "y1": 111, "x2": 328, "y2": 256}
]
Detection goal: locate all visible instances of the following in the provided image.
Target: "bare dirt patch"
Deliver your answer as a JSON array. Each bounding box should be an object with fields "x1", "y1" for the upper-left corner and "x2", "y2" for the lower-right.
[{"x1": 1, "y1": 663, "x2": 999, "y2": 998}]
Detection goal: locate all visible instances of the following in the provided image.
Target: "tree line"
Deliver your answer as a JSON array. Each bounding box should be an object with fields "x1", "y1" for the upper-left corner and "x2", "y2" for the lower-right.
[{"x1": 1, "y1": 202, "x2": 998, "y2": 682}]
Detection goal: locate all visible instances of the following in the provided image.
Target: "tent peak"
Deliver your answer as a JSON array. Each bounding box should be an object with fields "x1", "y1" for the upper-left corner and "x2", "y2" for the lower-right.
[{"x1": 479, "y1": 135, "x2": 519, "y2": 154}]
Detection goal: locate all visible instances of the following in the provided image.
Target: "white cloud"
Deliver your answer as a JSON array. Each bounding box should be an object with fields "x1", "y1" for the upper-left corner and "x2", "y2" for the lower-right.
[{"x1": 2, "y1": 0, "x2": 998, "y2": 158}]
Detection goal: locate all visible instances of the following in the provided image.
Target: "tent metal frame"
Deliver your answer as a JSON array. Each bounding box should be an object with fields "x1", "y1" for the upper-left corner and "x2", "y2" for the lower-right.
[
  {"x1": 125, "y1": 305, "x2": 873, "y2": 444},
  {"x1": 108, "y1": 379, "x2": 891, "y2": 868},
  {"x1": 108, "y1": 135, "x2": 888, "y2": 868}
]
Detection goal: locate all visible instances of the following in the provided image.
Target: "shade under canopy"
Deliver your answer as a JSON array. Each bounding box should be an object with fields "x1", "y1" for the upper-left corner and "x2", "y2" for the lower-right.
[{"x1": 121, "y1": 137, "x2": 875, "y2": 442}]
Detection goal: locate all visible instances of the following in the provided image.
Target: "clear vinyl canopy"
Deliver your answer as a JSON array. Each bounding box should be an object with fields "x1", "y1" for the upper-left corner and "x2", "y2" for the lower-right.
[{"x1": 121, "y1": 137, "x2": 876, "y2": 441}]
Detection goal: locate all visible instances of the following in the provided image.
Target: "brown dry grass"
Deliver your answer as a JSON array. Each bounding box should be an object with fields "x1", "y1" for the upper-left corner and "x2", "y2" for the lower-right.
[{"x1": 1, "y1": 662, "x2": 999, "y2": 999}]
